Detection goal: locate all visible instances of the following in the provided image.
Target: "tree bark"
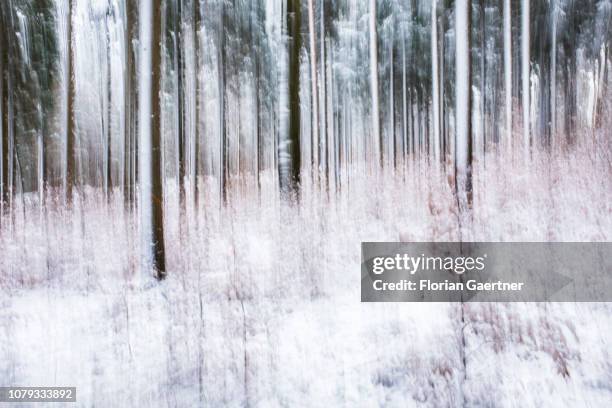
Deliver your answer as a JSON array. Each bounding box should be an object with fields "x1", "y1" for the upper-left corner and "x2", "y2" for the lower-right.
[
  {"x1": 193, "y1": 0, "x2": 200, "y2": 208},
  {"x1": 307, "y1": 0, "x2": 319, "y2": 180},
  {"x1": 1, "y1": 15, "x2": 8, "y2": 214},
  {"x1": 66, "y1": 0, "x2": 76, "y2": 204},
  {"x1": 283, "y1": 0, "x2": 301, "y2": 194},
  {"x1": 218, "y1": 1, "x2": 228, "y2": 204},
  {"x1": 151, "y1": 0, "x2": 166, "y2": 277},
  {"x1": 480, "y1": 0, "x2": 486, "y2": 156},
  {"x1": 503, "y1": 0, "x2": 512, "y2": 152},
  {"x1": 139, "y1": 0, "x2": 166, "y2": 278},
  {"x1": 455, "y1": 0, "x2": 473, "y2": 209},
  {"x1": 123, "y1": 0, "x2": 136, "y2": 206},
  {"x1": 521, "y1": 0, "x2": 530, "y2": 157},
  {"x1": 369, "y1": 0, "x2": 381, "y2": 167},
  {"x1": 550, "y1": 0, "x2": 557, "y2": 144},
  {"x1": 106, "y1": 2, "x2": 113, "y2": 198},
  {"x1": 176, "y1": 0, "x2": 186, "y2": 208},
  {"x1": 431, "y1": 0, "x2": 440, "y2": 164}
]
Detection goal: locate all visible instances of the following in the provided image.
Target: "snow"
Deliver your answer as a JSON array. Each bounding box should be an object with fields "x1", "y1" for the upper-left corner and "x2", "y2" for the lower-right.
[{"x1": 1, "y1": 143, "x2": 611, "y2": 406}]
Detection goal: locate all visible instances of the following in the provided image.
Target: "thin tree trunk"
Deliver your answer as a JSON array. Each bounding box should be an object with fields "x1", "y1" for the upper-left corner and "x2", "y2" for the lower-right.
[
  {"x1": 139, "y1": 0, "x2": 166, "y2": 278},
  {"x1": 594, "y1": 45, "x2": 607, "y2": 129},
  {"x1": 455, "y1": 0, "x2": 473, "y2": 209},
  {"x1": 431, "y1": 0, "x2": 440, "y2": 164},
  {"x1": 369, "y1": 0, "x2": 381, "y2": 167},
  {"x1": 66, "y1": 0, "x2": 76, "y2": 204},
  {"x1": 480, "y1": 0, "x2": 486, "y2": 157},
  {"x1": 308, "y1": 0, "x2": 319, "y2": 182},
  {"x1": 504, "y1": 0, "x2": 512, "y2": 152},
  {"x1": 328, "y1": 39, "x2": 336, "y2": 191},
  {"x1": 218, "y1": 2, "x2": 228, "y2": 204},
  {"x1": 402, "y1": 32, "x2": 407, "y2": 161},
  {"x1": 176, "y1": 0, "x2": 186, "y2": 208},
  {"x1": 320, "y1": 0, "x2": 328, "y2": 191},
  {"x1": 389, "y1": 35, "x2": 395, "y2": 168},
  {"x1": 106, "y1": 3, "x2": 113, "y2": 198},
  {"x1": 521, "y1": 0, "x2": 530, "y2": 157},
  {"x1": 123, "y1": 0, "x2": 133, "y2": 206},
  {"x1": 193, "y1": 0, "x2": 200, "y2": 208},
  {"x1": 254, "y1": 20, "x2": 261, "y2": 195},
  {"x1": 440, "y1": 11, "x2": 446, "y2": 160},
  {"x1": 550, "y1": 0, "x2": 557, "y2": 144},
  {"x1": 1, "y1": 16, "x2": 8, "y2": 216},
  {"x1": 282, "y1": 0, "x2": 301, "y2": 194}
]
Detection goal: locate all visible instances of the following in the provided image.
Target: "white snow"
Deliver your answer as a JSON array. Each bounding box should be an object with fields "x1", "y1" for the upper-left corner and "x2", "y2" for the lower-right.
[{"x1": 1, "y1": 143, "x2": 611, "y2": 406}]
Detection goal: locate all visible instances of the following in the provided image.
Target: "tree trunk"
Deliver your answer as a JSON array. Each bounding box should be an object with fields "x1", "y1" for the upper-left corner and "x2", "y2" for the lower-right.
[
  {"x1": 369, "y1": 0, "x2": 381, "y2": 167},
  {"x1": 192, "y1": 0, "x2": 200, "y2": 208},
  {"x1": 66, "y1": 0, "x2": 76, "y2": 204},
  {"x1": 521, "y1": 0, "x2": 530, "y2": 157},
  {"x1": 503, "y1": 0, "x2": 512, "y2": 152},
  {"x1": 1, "y1": 16, "x2": 8, "y2": 215},
  {"x1": 123, "y1": 0, "x2": 135, "y2": 206},
  {"x1": 106, "y1": 3, "x2": 113, "y2": 198},
  {"x1": 320, "y1": 0, "x2": 328, "y2": 191},
  {"x1": 402, "y1": 32, "x2": 407, "y2": 161},
  {"x1": 480, "y1": 0, "x2": 486, "y2": 156},
  {"x1": 389, "y1": 35, "x2": 395, "y2": 168},
  {"x1": 176, "y1": 0, "x2": 186, "y2": 208},
  {"x1": 431, "y1": 0, "x2": 440, "y2": 164},
  {"x1": 307, "y1": 0, "x2": 319, "y2": 181},
  {"x1": 455, "y1": 0, "x2": 473, "y2": 210},
  {"x1": 218, "y1": 2, "x2": 228, "y2": 204},
  {"x1": 282, "y1": 0, "x2": 301, "y2": 194},
  {"x1": 440, "y1": 11, "x2": 446, "y2": 160},
  {"x1": 139, "y1": 0, "x2": 166, "y2": 279},
  {"x1": 550, "y1": 0, "x2": 557, "y2": 144}
]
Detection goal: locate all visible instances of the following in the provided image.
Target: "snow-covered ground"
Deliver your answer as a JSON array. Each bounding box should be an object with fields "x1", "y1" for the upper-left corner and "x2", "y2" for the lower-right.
[{"x1": 0, "y1": 145, "x2": 611, "y2": 407}]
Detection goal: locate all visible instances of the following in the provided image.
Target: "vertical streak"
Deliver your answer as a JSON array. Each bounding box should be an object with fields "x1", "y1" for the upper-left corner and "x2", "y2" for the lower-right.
[
  {"x1": 431, "y1": 0, "x2": 440, "y2": 164},
  {"x1": 504, "y1": 0, "x2": 512, "y2": 151},
  {"x1": 455, "y1": 0, "x2": 472, "y2": 207},
  {"x1": 139, "y1": 0, "x2": 166, "y2": 277},
  {"x1": 550, "y1": 0, "x2": 557, "y2": 145},
  {"x1": 369, "y1": 0, "x2": 380, "y2": 167},
  {"x1": 308, "y1": 0, "x2": 319, "y2": 179},
  {"x1": 521, "y1": 0, "x2": 530, "y2": 156}
]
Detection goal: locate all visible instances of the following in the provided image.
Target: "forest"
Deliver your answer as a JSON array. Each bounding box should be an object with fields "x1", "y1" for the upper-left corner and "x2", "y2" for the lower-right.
[
  {"x1": 0, "y1": 0, "x2": 611, "y2": 406},
  {"x1": 0, "y1": 0, "x2": 610, "y2": 274}
]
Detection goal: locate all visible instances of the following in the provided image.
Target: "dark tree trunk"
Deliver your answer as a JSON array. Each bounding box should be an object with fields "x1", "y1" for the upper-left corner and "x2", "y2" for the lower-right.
[
  {"x1": 123, "y1": 0, "x2": 136, "y2": 207},
  {"x1": 467, "y1": 2, "x2": 473, "y2": 206},
  {"x1": 193, "y1": 0, "x2": 200, "y2": 208},
  {"x1": 219, "y1": 1, "x2": 228, "y2": 205},
  {"x1": 106, "y1": 2, "x2": 113, "y2": 198},
  {"x1": 66, "y1": 0, "x2": 76, "y2": 204},
  {"x1": 284, "y1": 0, "x2": 301, "y2": 194},
  {"x1": 176, "y1": 0, "x2": 186, "y2": 208},
  {"x1": 151, "y1": 0, "x2": 166, "y2": 278}
]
